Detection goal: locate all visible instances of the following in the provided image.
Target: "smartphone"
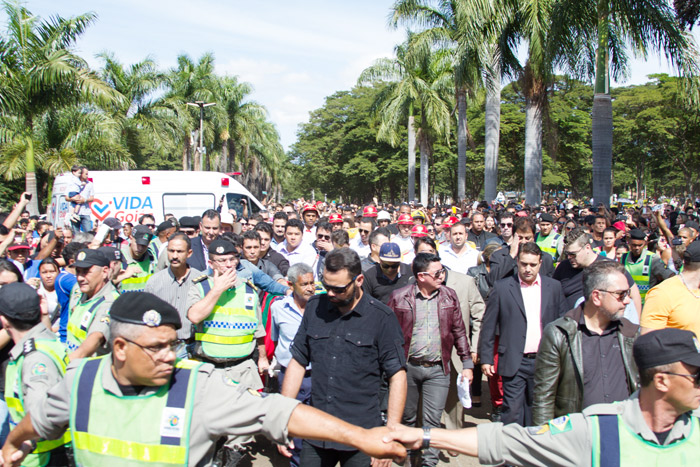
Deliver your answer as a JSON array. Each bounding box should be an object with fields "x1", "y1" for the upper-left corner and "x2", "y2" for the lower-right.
[{"x1": 24, "y1": 193, "x2": 32, "y2": 201}]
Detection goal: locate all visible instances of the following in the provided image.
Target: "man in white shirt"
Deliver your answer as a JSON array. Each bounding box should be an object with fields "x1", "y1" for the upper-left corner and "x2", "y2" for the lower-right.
[
  {"x1": 300, "y1": 204, "x2": 318, "y2": 246},
  {"x1": 350, "y1": 219, "x2": 374, "y2": 259},
  {"x1": 392, "y1": 214, "x2": 415, "y2": 264},
  {"x1": 278, "y1": 219, "x2": 319, "y2": 272},
  {"x1": 439, "y1": 222, "x2": 479, "y2": 274}
]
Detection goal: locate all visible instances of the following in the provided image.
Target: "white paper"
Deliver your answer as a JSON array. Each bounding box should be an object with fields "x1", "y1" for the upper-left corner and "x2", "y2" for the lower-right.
[{"x1": 457, "y1": 374, "x2": 472, "y2": 409}]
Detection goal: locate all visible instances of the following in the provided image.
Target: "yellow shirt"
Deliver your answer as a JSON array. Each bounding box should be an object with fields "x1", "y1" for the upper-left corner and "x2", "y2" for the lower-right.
[{"x1": 641, "y1": 275, "x2": 700, "y2": 338}]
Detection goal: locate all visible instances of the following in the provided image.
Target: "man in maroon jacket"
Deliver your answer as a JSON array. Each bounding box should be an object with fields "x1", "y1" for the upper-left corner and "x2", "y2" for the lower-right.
[{"x1": 388, "y1": 253, "x2": 473, "y2": 467}]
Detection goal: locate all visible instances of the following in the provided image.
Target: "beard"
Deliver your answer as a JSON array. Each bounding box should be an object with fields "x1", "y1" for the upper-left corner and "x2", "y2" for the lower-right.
[{"x1": 328, "y1": 282, "x2": 357, "y2": 308}]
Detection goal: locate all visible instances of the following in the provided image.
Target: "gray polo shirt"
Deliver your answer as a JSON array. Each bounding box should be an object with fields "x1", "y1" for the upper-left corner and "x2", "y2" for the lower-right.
[{"x1": 144, "y1": 267, "x2": 202, "y2": 340}]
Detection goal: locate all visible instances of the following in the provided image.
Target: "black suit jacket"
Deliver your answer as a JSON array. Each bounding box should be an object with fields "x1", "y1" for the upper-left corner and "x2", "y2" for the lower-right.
[
  {"x1": 187, "y1": 236, "x2": 207, "y2": 272},
  {"x1": 479, "y1": 274, "x2": 567, "y2": 378}
]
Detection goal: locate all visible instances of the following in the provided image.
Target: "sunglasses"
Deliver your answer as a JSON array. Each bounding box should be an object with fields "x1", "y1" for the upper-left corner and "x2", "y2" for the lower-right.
[
  {"x1": 661, "y1": 371, "x2": 700, "y2": 387},
  {"x1": 380, "y1": 262, "x2": 400, "y2": 270},
  {"x1": 321, "y1": 275, "x2": 358, "y2": 294},
  {"x1": 359, "y1": 229, "x2": 371, "y2": 234},
  {"x1": 317, "y1": 234, "x2": 331, "y2": 241},
  {"x1": 418, "y1": 268, "x2": 446, "y2": 280},
  {"x1": 596, "y1": 288, "x2": 632, "y2": 301},
  {"x1": 500, "y1": 223, "x2": 513, "y2": 227}
]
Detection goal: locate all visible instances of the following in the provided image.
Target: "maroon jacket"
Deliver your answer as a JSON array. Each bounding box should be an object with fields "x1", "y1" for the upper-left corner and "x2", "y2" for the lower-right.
[{"x1": 387, "y1": 283, "x2": 473, "y2": 375}]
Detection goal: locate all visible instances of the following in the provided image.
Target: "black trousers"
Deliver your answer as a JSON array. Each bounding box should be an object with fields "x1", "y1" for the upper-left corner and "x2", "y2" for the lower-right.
[
  {"x1": 501, "y1": 355, "x2": 536, "y2": 426},
  {"x1": 300, "y1": 441, "x2": 370, "y2": 467}
]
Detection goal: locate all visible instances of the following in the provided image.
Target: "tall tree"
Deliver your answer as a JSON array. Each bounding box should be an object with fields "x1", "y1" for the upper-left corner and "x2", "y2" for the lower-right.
[{"x1": 0, "y1": 0, "x2": 123, "y2": 213}]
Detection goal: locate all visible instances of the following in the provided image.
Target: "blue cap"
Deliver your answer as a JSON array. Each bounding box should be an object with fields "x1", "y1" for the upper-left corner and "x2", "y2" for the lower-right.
[{"x1": 379, "y1": 242, "x2": 401, "y2": 263}]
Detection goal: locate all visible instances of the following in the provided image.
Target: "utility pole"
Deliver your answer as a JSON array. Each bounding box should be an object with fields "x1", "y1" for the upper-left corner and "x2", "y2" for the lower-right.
[{"x1": 186, "y1": 101, "x2": 215, "y2": 171}]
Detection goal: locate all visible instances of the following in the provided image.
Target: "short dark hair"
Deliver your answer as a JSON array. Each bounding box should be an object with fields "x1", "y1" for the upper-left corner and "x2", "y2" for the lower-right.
[
  {"x1": 517, "y1": 242, "x2": 542, "y2": 259},
  {"x1": 167, "y1": 232, "x2": 191, "y2": 248},
  {"x1": 139, "y1": 214, "x2": 156, "y2": 224},
  {"x1": 316, "y1": 221, "x2": 332, "y2": 233},
  {"x1": 639, "y1": 363, "x2": 674, "y2": 387},
  {"x1": 0, "y1": 259, "x2": 23, "y2": 283},
  {"x1": 369, "y1": 227, "x2": 391, "y2": 245},
  {"x1": 250, "y1": 214, "x2": 264, "y2": 222},
  {"x1": 582, "y1": 260, "x2": 626, "y2": 299},
  {"x1": 62, "y1": 242, "x2": 86, "y2": 265},
  {"x1": 413, "y1": 237, "x2": 437, "y2": 253},
  {"x1": 201, "y1": 209, "x2": 221, "y2": 222},
  {"x1": 285, "y1": 219, "x2": 304, "y2": 233},
  {"x1": 499, "y1": 212, "x2": 514, "y2": 222},
  {"x1": 220, "y1": 232, "x2": 243, "y2": 251},
  {"x1": 273, "y1": 211, "x2": 289, "y2": 222},
  {"x1": 254, "y1": 222, "x2": 273, "y2": 236},
  {"x1": 324, "y1": 248, "x2": 361, "y2": 277},
  {"x1": 514, "y1": 217, "x2": 536, "y2": 235},
  {"x1": 38, "y1": 257, "x2": 60, "y2": 274},
  {"x1": 242, "y1": 230, "x2": 261, "y2": 243},
  {"x1": 412, "y1": 253, "x2": 441, "y2": 276},
  {"x1": 331, "y1": 229, "x2": 349, "y2": 246}
]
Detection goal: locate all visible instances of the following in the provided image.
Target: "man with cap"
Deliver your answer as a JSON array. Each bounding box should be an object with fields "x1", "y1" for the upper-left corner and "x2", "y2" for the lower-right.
[
  {"x1": 642, "y1": 240, "x2": 700, "y2": 339},
  {"x1": 147, "y1": 220, "x2": 176, "y2": 262},
  {"x1": 178, "y1": 216, "x2": 200, "y2": 238},
  {"x1": 621, "y1": 229, "x2": 674, "y2": 304},
  {"x1": 361, "y1": 227, "x2": 392, "y2": 272},
  {"x1": 0, "y1": 283, "x2": 70, "y2": 466},
  {"x1": 66, "y1": 249, "x2": 119, "y2": 359},
  {"x1": 300, "y1": 204, "x2": 318, "y2": 246},
  {"x1": 7, "y1": 243, "x2": 32, "y2": 279},
  {"x1": 116, "y1": 224, "x2": 156, "y2": 293},
  {"x1": 2, "y1": 292, "x2": 406, "y2": 466},
  {"x1": 363, "y1": 205, "x2": 379, "y2": 219},
  {"x1": 391, "y1": 214, "x2": 415, "y2": 263},
  {"x1": 535, "y1": 213, "x2": 563, "y2": 264},
  {"x1": 97, "y1": 246, "x2": 124, "y2": 285},
  {"x1": 363, "y1": 242, "x2": 413, "y2": 305},
  {"x1": 328, "y1": 213, "x2": 344, "y2": 232},
  {"x1": 386, "y1": 327, "x2": 700, "y2": 466}
]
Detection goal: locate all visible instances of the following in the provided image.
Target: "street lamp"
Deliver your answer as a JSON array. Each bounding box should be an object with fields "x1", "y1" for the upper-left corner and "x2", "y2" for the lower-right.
[{"x1": 186, "y1": 101, "x2": 216, "y2": 170}]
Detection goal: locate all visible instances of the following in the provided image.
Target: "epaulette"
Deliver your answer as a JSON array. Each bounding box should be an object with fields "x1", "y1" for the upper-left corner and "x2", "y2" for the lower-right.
[
  {"x1": 245, "y1": 280, "x2": 259, "y2": 292},
  {"x1": 22, "y1": 338, "x2": 36, "y2": 356},
  {"x1": 193, "y1": 274, "x2": 210, "y2": 284}
]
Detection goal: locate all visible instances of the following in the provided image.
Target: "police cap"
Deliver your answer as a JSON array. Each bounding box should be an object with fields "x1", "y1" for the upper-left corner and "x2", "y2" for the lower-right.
[
  {"x1": 73, "y1": 249, "x2": 110, "y2": 268},
  {"x1": 110, "y1": 292, "x2": 181, "y2": 329},
  {"x1": 209, "y1": 238, "x2": 237, "y2": 256},
  {"x1": 0, "y1": 283, "x2": 40, "y2": 323}
]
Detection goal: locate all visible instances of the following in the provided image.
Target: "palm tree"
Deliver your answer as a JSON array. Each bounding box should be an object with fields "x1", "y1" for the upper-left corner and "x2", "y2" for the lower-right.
[
  {"x1": 553, "y1": 0, "x2": 699, "y2": 206},
  {"x1": 0, "y1": 0, "x2": 123, "y2": 213},
  {"x1": 359, "y1": 36, "x2": 452, "y2": 205}
]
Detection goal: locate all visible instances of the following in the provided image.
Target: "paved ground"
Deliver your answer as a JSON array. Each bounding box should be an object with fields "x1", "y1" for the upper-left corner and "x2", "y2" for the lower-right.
[{"x1": 239, "y1": 379, "x2": 494, "y2": 466}]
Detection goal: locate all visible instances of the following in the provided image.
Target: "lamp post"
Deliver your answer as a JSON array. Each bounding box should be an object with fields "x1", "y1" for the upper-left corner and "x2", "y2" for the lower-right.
[{"x1": 186, "y1": 101, "x2": 215, "y2": 170}]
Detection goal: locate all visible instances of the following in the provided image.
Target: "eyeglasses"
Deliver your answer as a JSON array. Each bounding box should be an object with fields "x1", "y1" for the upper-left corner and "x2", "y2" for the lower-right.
[
  {"x1": 380, "y1": 262, "x2": 400, "y2": 270},
  {"x1": 321, "y1": 275, "x2": 358, "y2": 294},
  {"x1": 565, "y1": 248, "x2": 583, "y2": 258},
  {"x1": 317, "y1": 234, "x2": 331, "y2": 241},
  {"x1": 123, "y1": 337, "x2": 184, "y2": 359},
  {"x1": 660, "y1": 371, "x2": 700, "y2": 387},
  {"x1": 359, "y1": 229, "x2": 371, "y2": 234},
  {"x1": 418, "y1": 268, "x2": 446, "y2": 280},
  {"x1": 211, "y1": 256, "x2": 239, "y2": 265},
  {"x1": 500, "y1": 223, "x2": 513, "y2": 227},
  {"x1": 596, "y1": 288, "x2": 632, "y2": 301}
]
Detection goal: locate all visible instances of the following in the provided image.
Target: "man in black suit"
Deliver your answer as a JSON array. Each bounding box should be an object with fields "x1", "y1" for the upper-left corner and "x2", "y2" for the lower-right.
[
  {"x1": 479, "y1": 242, "x2": 567, "y2": 426},
  {"x1": 187, "y1": 209, "x2": 221, "y2": 271}
]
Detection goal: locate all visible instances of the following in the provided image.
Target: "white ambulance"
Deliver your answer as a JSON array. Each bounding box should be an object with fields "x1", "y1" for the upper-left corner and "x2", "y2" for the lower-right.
[{"x1": 48, "y1": 170, "x2": 264, "y2": 226}]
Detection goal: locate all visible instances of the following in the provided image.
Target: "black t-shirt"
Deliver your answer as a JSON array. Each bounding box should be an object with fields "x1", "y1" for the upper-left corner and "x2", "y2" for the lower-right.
[
  {"x1": 553, "y1": 255, "x2": 634, "y2": 309},
  {"x1": 362, "y1": 263, "x2": 413, "y2": 305}
]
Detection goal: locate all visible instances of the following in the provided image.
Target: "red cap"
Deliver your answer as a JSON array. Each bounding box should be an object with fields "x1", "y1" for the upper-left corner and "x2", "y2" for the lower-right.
[
  {"x1": 329, "y1": 213, "x2": 343, "y2": 223},
  {"x1": 612, "y1": 221, "x2": 627, "y2": 231},
  {"x1": 442, "y1": 216, "x2": 459, "y2": 228},
  {"x1": 363, "y1": 206, "x2": 378, "y2": 217},
  {"x1": 301, "y1": 204, "x2": 318, "y2": 214},
  {"x1": 411, "y1": 224, "x2": 428, "y2": 237},
  {"x1": 515, "y1": 211, "x2": 528, "y2": 217},
  {"x1": 397, "y1": 214, "x2": 414, "y2": 225}
]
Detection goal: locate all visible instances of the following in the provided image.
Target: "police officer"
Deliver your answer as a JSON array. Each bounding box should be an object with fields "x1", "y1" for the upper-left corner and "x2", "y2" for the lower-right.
[
  {"x1": 0, "y1": 283, "x2": 71, "y2": 467},
  {"x1": 66, "y1": 249, "x2": 119, "y2": 359},
  {"x1": 386, "y1": 328, "x2": 700, "y2": 466},
  {"x1": 621, "y1": 229, "x2": 674, "y2": 303},
  {"x1": 535, "y1": 213, "x2": 562, "y2": 264},
  {"x1": 117, "y1": 224, "x2": 155, "y2": 293},
  {"x1": 1, "y1": 292, "x2": 406, "y2": 466}
]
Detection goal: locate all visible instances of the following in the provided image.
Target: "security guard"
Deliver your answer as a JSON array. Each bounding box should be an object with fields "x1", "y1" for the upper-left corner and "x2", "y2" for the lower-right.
[
  {"x1": 1, "y1": 292, "x2": 406, "y2": 466},
  {"x1": 535, "y1": 213, "x2": 562, "y2": 264},
  {"x1": 117, "y1": 224, "x2": 156, "y2": 293},
  {"x1": 186, "y1": 238, "x2": 267, "y2": 388},
  {"x1": 386, "y1": 328, "x2": 700, "y2": 466},
  {"x1": 0, "y1": 283, "x2": 70, "y2": 467},
  {"x1": 621, "y1": 229, "x2": 674, "y2": 303},
  {"x1": 66, "y1": 249, "x2": 119, "y2": 359}
]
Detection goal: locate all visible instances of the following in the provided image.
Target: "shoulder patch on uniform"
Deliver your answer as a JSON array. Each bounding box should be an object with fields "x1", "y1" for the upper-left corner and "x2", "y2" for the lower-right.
[
  {"x1": 548, "y1": 415, "x2": 573, "y2": 434},
  {"x1": 527, "y1": 424, "x2": 551, "y2": 435},
  {"x1": 22, "y1": 338, "x2": 36, "y2": 356},
  {"x1": 193, "y1": 274, "x2": 209, "y2": 284},
  {"x1": 31, "y1": 362, "x2": 47, "y2": 376}
]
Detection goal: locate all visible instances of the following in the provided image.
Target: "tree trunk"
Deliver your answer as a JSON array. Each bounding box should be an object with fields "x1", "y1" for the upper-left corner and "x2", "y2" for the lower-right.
[
  {"x1": 524, "y1": 98, "x2": 543, "y2": 206},
  {"x1": 24, "y1": 137, "x2": 39, "y2": 215},
  {"x1": 408, "y1": 114, "x2": 416, "y2": 202},
  {"x1": 418, "y1": 130, "x2": 430, "y2": 207},
  {"x1": 592, "y1": 94, "x2": 613, "y2": 206},
  {"x1": 484, "y1": 66, "x2": 501, "y2": 204},
  {"x1": 457, "y1": 88, "x2": 467, "y2": 202}
]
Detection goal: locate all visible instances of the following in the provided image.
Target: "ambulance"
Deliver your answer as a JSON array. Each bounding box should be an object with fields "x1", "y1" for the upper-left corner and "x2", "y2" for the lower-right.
[{"x1": 48, "y1": 170, "x2": 264, "y2": 226}]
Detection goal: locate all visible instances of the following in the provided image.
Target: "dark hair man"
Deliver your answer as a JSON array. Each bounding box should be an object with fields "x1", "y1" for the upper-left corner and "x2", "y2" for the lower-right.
[
  {"x1": 187, "y1": 209, "x2": 221, "y2": 272},
  {"x1": 255, "y1": 222, "x2": 290, "y2": 276}
]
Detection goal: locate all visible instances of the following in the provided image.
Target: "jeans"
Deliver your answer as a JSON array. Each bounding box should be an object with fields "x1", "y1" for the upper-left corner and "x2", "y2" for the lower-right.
[
  {"x1": 300, "y1": 441, "x2": 370, "y2": 467},
  {"x1": 0, "y1": 397, "x2": 10, "y2": 447},
  {"x1": 278, "y1": 367, "x2": 312, "y2": 467},
  {"x1": 403, "y1": 361, "x2": 450, "y2": 467},
  {"x1": 71, "y1": 214, "x2": 92, "y2": 234}
]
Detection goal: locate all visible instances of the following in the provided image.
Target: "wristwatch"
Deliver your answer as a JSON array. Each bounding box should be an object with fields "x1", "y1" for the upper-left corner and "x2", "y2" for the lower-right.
[{"x1": 422, "y1": 426, "x2": 431, "y2": 449}]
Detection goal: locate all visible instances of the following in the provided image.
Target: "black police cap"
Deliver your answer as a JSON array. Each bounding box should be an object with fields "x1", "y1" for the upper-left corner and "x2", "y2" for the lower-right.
[
  {"x1": 73, "y1": 249, "x2": 111, "y2": 268},
  {"x1": 628, "y1": 229, "x2": 646, "y2": 241},
  {"x1": 539, "y1": 213, "x2": 554, "y2": 223},
  {"x1": 0, "y1": 283, "x2": 40, "y2": 323},
  {"x1": 683, "y1": 241, "x2": 700, "y2": 263},
  {"x1": 208, "y1": 238, "x2": 237, "y2": 256},
  {"x1": 110, "y1": 292, "x2": 181, "y2": 329},
  {"x1": 633, "y1": 328, "x2": 700, "y2": 370}
]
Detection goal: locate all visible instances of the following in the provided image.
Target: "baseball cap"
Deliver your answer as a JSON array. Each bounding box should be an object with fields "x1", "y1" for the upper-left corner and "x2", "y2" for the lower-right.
[
  {"x1": 612, "y1": 221, "x2": 627, "y2": 232},
  {"x1": 683, "y1": 241, "x2": 700, "y2": 263},
  {"x1": 377, "y1": 211, "x2": 391, "y2": 221},
  {"x1": 363, "y1": 206, "x2": 378, "y2": 218},
  {"x1": 411, "y1": 225, "x2": 428, "y2": 237},
  {"x1": 7, "y1": 243, "x2": 30, "y2": 251},
  {"x1": 379, "y1": 243, "x2": 401, "y2": 263},
  {"x1": 103, "y1": 218, "x2": 122, "y2": 230},
  {"x1": 98, "y1": 246, "x2": 122, "y2": 262},
  {"x1": 633, "y1": 328, "x2": 700, "y2": 370},
  {"x1": 397, "y1": 214, "x2": 414, "y2": 225},
  {"x1": 110, "y1": 292, "x2": 181, "y2": 329},
  {"x1": 132, "y1": 225, "x2": 154, "y2": 246},
  {"x1": 73, "y1": 249, "x2": 111, "y2": 268},
  {"x1": 220, "y1": 212, "x2": 234, "y2": 226},
  {"x1": 328, "y1": 213, "x2": 343, "y2": 224},
  {"x1": 0, "y1": 283, "x2": 40, "y2": 323}
]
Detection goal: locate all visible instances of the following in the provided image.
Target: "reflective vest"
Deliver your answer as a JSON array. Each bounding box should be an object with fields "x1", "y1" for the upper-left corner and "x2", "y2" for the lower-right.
[
  {"x1": 622, "y1": 251, "x2": 653, "y2": 302},
  {"x1": 5, "y1": 338, "x2": 71, "y2": 467},
  {"x1": 591, "y1": 414, "x2": 700, "y2": 466},
  {"x1": 536, "y1": 232, "x2": 561, "y2": 262},
  {"x1": 70, "y1": 357, "x2": 201, "y2": 466},
  {"x1": 119, "y1": 253, "x2": 154, "y2": 293},
  {"x1": 194, "y1": 279, "x2": 259, "y2": 359},
  {"x1": 66, "y1": 290, "x2": 119, "y2": 352}
]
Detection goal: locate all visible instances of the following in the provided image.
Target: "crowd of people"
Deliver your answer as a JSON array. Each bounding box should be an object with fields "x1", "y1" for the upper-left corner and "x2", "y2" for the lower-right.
[{"x1": 0, "y1": 187, "x2": 698, "y2": 466}]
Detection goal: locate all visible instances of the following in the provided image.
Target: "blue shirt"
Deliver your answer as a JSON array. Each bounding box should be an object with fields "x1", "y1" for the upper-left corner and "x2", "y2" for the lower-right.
[
  {"x1": 270, "y1": 295, "x2": 304, "y2": 367},
  {"x1": 205, "y1": 260, "x2": 289, "y2": 296}
]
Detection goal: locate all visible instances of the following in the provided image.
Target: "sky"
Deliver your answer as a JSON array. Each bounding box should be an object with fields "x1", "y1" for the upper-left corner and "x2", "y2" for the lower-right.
[{"x1": 3, "y1": 1, "x2": 693, "y2": 150}]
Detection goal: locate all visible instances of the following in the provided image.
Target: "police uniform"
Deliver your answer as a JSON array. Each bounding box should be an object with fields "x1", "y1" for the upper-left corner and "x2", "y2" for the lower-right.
[
  {"x1": 0, "y1": 283, "x2": 71, "y2": 467},
  {"x1": 120, "y1": 225, "x2": 156, "y2": 293},
  {"x1": 28, "y1": 292, "x2": 300, "y2": 466},
  {"x1": 66, "y1": 249, "x2": 119, "y2": 355}
]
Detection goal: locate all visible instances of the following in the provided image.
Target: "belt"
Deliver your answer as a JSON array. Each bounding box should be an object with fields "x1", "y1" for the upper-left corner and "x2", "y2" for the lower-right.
[
  {"x1": 281, "y1": 366, "x2": 312, "y2": 378},
  {"x1": 523, "y1": 353, "x2": 538, "y2": 359},
  {"x1": 200, "y1": 354, "x2": 253, "y2": 368},
  {"x1": 408, "y1": 358, "x2": 441, "y2": 367}
]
